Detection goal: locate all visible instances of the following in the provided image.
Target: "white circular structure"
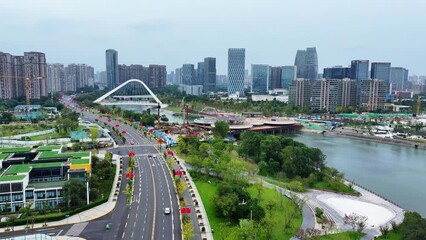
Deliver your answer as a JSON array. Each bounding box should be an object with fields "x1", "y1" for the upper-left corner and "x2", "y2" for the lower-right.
[{"x1": 326, "y1": 197, "x2": 395, "y2": 227}]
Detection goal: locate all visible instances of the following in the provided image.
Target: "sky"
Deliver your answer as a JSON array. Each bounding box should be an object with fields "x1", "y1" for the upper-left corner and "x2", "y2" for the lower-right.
[{"x1": 1, "y1": 0, "x2": 425, "y2": 75}]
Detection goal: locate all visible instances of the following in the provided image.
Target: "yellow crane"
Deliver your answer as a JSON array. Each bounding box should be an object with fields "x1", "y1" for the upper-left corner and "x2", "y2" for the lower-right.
[{"x1": 0, "y1": 75, "x2": 45, "y2": 111}]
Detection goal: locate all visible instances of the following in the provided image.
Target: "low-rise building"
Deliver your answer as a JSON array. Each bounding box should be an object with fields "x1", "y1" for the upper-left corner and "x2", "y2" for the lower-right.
[{"x1": 0, "y1": 145, "x2": 91, "y2": 212}]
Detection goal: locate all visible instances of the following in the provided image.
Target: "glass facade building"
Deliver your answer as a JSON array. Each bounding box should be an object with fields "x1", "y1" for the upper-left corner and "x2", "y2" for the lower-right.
[
  {"x1": 105, "y1": 49, "x2": 118, "y2": 89},
  {"x1": 203, "y1": 57, "x2": 216, "y2": 92},
  {"x1": 294, "y1": 47, "x2": 318, "y2": 81},
  {"x1": 251, "y1": 64, "x2": 269, "y2": 93},
  {"x1": 281, "y1": 66, "x2": 297, "y2": 89},
  {"x1": 350, "y1": 60, "x2": 369, "y2": 83},
  {"x1": 371, "y1": 62, "x2": 391, "y2": 84},
  {"x1": 323, "y1": 66, "x2": 351, "y2": 79},
  {"x1": 390, "y1": 67, "x2": 409, "y2": 90},
  {"x1": 182, "y1": 64, "x2": 195, "y2": 85},
  {"x1": 228, "y1": 48, "x2": 246, "y2": 96}
]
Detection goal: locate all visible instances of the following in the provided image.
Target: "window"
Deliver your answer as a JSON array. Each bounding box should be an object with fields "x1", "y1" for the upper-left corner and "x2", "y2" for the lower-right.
[
  {"x1": 57, "y1": 189, "x2": 62, "y2": 197},
  {"x1": 0, "y1": 194, "x2": 10, "y2": 203},
  {"x1": 0, "y1": 184, "x2": 10, "y2": 193},
  {"x1": 11, "y1": 183, "x2": 23, "y2": 192},
  {"x1": 47, "y1": 190, "x2": 56, "y2": 198},
  {"x1": 35, "y1": 191, "x2": 46, "y2": 199},
  {"x1": 12, "y1": 193, "x2": 23, "y2": 201},
  {"x1": 25, "y1": 191, "x2": 34, "y2": 199}
]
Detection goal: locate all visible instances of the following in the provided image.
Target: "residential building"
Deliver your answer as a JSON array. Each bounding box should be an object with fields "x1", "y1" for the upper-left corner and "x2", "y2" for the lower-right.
[
  {"x1": 64, "y1": 64, "x2": 94, "y2": 92},
  {"x1": 228, "y1": 48, "x2": 246, "y2": 96},
  {"x1": 350, "y1": 60, "x2": 369, "y2": 83},
  {"x1": 359, "y1": 79, "x2": 387, "y2": 111},
  {"x1": 23, "y1": 52, "x2": 47, "y2": 99},
  {"x1": 47, "y1": 64, "x2": 65, "y2": 93},
  {"x1": 270, "y1": 67, "x2": 282, "y2": 90},
  {"x1": 175, "y1": 68, "x2": 182, "y2": 85},
  {"x1": 118, "y1": 64, "x2": 148, "y2": 84},
  {"x1": 281, "y1": 66, "x2": 297, "y2": 89},
  {"x1": 390, "y1": 67, "x2": 409, "y2": 91},
  {"x1": 94, "y1": 71, "x2": 107, "y2": 89},
  {"x1": 148, "y1": 65, "x2": 166, "y2": 88},
  {"x1": 0, "y1": 52, "x2": 14, "y2": 99},
  {"x1": 181, "y1": 64, "x2": 195, "y2": 85},
  {"x1": 294, "y1": 47, "x2": 318, "y2": 81},
  {"x1": 12, "y1": 56, "x2": 25, "y2": 98},
  {"x1": 251, "y1": 64, "x2": 270, "y2": 93},
  {"x1": 105, "y1": 49, "x2": 118, "y2": 89},
  {"x1": 311, "y1": 78, "x2": 341, "y2": 112},
  {"x1": 341, "y1": 78, "x2": 357, "y2": 108},
  {"x1": 203, "y1": 57, "x2": 216, "y2": 92},
  {"x1": 371, "y1": 62, "x2": 391, "y2": 84},
  {"x1": 0, "y1": 146, "x2": 91, "y2": 212},
  {"x1": 289, "y1": 78, "x2": 311, "y2": 108},
  {"x1": 323, "y1": 66, "x2": 351, "y2": 79},
  {"x1": 167, "y1": 71, "x2": 175, "y2": 85}
]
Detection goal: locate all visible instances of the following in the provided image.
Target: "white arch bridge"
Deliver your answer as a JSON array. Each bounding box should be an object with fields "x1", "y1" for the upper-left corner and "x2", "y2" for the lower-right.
[{"x1": 93, "y1": 79, "x2": 168, "y2": 108}]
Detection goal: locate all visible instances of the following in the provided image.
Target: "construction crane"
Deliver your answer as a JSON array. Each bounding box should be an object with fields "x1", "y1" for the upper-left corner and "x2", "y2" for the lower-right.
[
  {"x1": 0, "y1": 75, "x2": 46, "y2": 114},
  {"x1": 416, "y1": 95, "x2": 421, "y2": 116}
]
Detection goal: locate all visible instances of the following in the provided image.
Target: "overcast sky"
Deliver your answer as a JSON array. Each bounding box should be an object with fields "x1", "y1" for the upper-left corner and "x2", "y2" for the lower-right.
[{"x1": 1, "y1": 0, "x2": 425, "y2": 75}]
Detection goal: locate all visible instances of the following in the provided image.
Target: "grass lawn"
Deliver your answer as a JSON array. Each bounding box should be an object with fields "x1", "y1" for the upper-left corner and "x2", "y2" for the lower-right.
[
  {"x1": 0, "y1": 123, "x2": 55, "y2": 137},
  {"x1": 376, "y1": 230, "x2": 400, "y2": 240},
  {"x1": 30, "y1": 132, "x2": 68, "y2": 141},
  {"x1": 319, "y1": 231, "x2": 366, "y2": 240},
  {"x1": 193, "y1": 174, "x2": 302, "y2": 240},
  {"x1": 166, "y1": 105, "x2": 183, "y2": 112},
  {"x1": 313, "y1": 180, "x2": 359, "y2": 195}
]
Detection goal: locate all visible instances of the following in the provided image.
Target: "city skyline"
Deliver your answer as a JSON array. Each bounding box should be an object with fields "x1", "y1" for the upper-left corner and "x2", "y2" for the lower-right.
[{"x1": 0, "y1": 0, "x2": 425, "y2": 75}]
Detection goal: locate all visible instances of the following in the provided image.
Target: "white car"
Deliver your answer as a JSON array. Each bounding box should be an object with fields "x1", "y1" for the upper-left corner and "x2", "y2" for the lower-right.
[{"x1": 164, "y1": 207, "x2": 171, "y2": 215}]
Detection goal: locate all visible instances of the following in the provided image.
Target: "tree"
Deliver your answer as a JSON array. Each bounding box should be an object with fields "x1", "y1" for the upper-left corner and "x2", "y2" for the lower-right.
[
  {"x1": 90, "y1": 127, "x2": 99, "y2": 153},
  {"x1": 71, "y1": 143, "x2": 80, "y2": 151},
  {"x1": 182, "y1": 220, "x2": 194, "y2": 240},
  {"x1": 62, "y1": 178, "x2": 87, "y2": 209},
  {"x1": 344, "y1": 213, "x2": 368, "y2": 232},
  {"x1": 212, "y1": 121, "x2": 229, "y2": 139}
]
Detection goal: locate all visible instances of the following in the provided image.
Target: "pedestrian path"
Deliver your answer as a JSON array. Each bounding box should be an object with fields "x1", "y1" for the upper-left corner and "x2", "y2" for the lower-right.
[{"x1": 65, "y1": 222, "x2": 89, "y2": 236}]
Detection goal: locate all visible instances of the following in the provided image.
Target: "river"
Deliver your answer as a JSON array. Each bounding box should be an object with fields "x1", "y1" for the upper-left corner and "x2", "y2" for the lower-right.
[{"x1": 293, "y1": 132, "x2": 426, "y2": 217}]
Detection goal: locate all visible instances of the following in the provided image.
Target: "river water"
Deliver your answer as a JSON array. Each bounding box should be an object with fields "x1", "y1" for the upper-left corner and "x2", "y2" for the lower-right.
[{"x1": 293, "y1": 133, "x2": 426, "y2": 217}]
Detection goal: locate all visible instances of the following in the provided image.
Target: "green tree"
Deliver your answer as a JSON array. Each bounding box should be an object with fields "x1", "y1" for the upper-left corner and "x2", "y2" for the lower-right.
[
  {"x1": 62, "y1": 178, "x2": 87, "y2": 209},
  {"x1": 212, "y1": 121, "x2": 229, "y2": 139},
  {"x1": 71, "y1": 143, "x2": 80, "y2": 151},
  {"x1": 90, "y1": 127, "x2": 99, "y2": 152}
]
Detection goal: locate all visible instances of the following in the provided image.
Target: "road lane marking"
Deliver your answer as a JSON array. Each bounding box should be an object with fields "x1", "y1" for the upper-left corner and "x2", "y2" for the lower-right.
[{"x1": 147, "y1": 157, "x2": 157, "y2": 240}]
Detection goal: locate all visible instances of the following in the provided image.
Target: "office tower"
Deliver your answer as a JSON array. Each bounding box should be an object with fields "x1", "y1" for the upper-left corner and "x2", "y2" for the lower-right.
[
  {"x1": 47, "y1": 63, "x2": 65, "y2": 93},
  {"x1": 294, "y1": 47, "x2": 318, "y2": 81},
  {"x1": 203, "y1": 57, "x2": 216, "y2": 92},
  {"x1": 341, "y1": 78, "x2": 357, "y2": 108},
  {"x1": 289, "y1": 78, "x2": 311, "y2": 107},
  {"x1": 390, "y1": 67, "x2": 409, "y2": 90},
  {"x1": 148, "y1": 65, "x2": 167, "y2": 88},
  {"x1": 323, "y1": 66, "x2": 351, "y2": 79},
  {"x1": 228, "y1": 48, "x2": 246, "y2": 96},
  {"x1": 294, "y1": 50, "x2": 306, "y2": 79},
  {"x1": 251, "y1": 64, "x2": 269, "y2": 93},
  {"x1": 359, "y1": 79, "x2": 387, "y2": 111},
  {"x1": 196, "y1": 62, "x2": 204, "y2": 86},
  {"x1": 0, "y1": 52, "x2": 14, "y2": 99},
  {"x1": 216, "y1": 75, "x2": 228, "y2": 88},
  {"x1": 182, "y1": 64, "x2": 195, "y2": 85},
  {"x1": 350, "y1": 60, "x2": 369, "y2": 83},
  {"x1": 311, "y1": 78, "x2": 341, "y2": 112},
  {"x1": 105, "y1": 49, "x2": 118, "y2": 89},
  {"x1": 175, "y1": 68, "x2": 182, "y2": 85},
  {"x1": 23, "y1": 52, "x2": 47, "y2": 99},
  {"x1": 371, "y1": 62, "x2": 391, "y2": 84},
  {"x1": 270, "y1": 67, "x2": 282, "y2": 90},
  {"x1": 94, "y1": 71, "x2": 107, "y2": 89},
  {"x1": 281, "y1": 66, "x2": 297, "y2": 89},
  {"x1": 167, "y1": 71, "x2": 175, "y2": 85}
]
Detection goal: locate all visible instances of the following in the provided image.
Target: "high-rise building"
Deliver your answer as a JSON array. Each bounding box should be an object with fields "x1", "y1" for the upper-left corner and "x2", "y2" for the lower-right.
[
  {"x1": 94, "y1": 71, "x2": 107, "y2": 89},
  {"x1": 341, "y1": 78, "x2": 357, "y2": 108},
  {"x1": 23, "y1": 52, "x2": 47, "y2": 99},
  {"x1": 47, "y1": 64, "x2": 65, "y2": 93},
  {"x1": 118, "y1": 64, "x2": 148, "y2": 84},
  {"x1": 167, "y1": 71, "x2": 175, "y2": 85},
  {"x1": 359, "y1": 79, "x2": 387, "y2": 111},
  {"x1": 175, "y1": 68, "x2": 182, "y2": 85},
  {"x1": 64, "y1": 64, "x2": 94, "y2": 92},
  {"x1": 289, "y1": 78, "x2": 311, "y2": 108},
  {"x1": 350, "y1": 60, "x2": 369, "y2": 83},
  {"x1": 251, "y1": 64, "x2": 270, "y2": 93},
  {"x1": 390, "y1": 67, "x2": 409, "y2": 90},
  {"x1": 228, "y1": 48, "x2": 246, "y2": 96},
  {"x1": 281, "y1": 66, "x2": 297, "y2": 89},
  {"x1": 371, "y1": 62, "x2": 391, "y2": 84},
  {"x1": 12, "y1": 56, "x2": 25, "y2": 98},
  {"x1": 182, "y1": 64, "x2": 195, "y2": 85},
  {"x1": 294, "y1": 47, "x2": 318, "y2": 81},
  {"x1": 148, "y1": 65, "x2": 167, "y2": 88},
  {"x1": 216, "y1": 75, "x2": 228, "y2": 89},
  {"x1": 105, "y1": 49, "x2": 118, "y2": 89},
  {"x1": 0, "y1": 52, "x2": 14, "y2": 99},
  {"x1": 203, "y1": 57, "x2": 216, "y2": 92},
  {"x1": 270, "y1": 67, "x2": 282, "y2": 90},
  {"x1": 311, "y1": 78, "x2": 341, "y2": 112},
  {"x1": 323, "y1": 66, "x2": 351, "y2": 79},
  {"x1": 196, "y1": 62, "x2": 204, "y2": 86}
]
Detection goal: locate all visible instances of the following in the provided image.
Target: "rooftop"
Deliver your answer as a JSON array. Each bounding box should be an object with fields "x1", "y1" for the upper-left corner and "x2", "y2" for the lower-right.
[
  {"x1": 38, "y1": 151, "x2": 90, "y2": 159},
  {"x1": 27, "y1": 180, "x2": 67, "y2": 189},
  {"x1": 0, "y1": 153, "x2": 10, "y2": 161},
  {"x1": 0, "y1": 147, "x2": 32, "y2": 153},
  {"x1": 36, "y1": 145, "x2": 62, "y2": 151},
  {"x1": 0, "y1": 175, "x2": 26, "y2": 182},
  {"x1": 71, "y1": 158, "x2": 90, "y2": 165}
]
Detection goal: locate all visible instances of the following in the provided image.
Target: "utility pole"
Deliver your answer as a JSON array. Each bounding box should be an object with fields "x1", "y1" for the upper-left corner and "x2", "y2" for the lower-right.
[{"x1": 157, "y1": 103, "x2": 161, "y2": 129}]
